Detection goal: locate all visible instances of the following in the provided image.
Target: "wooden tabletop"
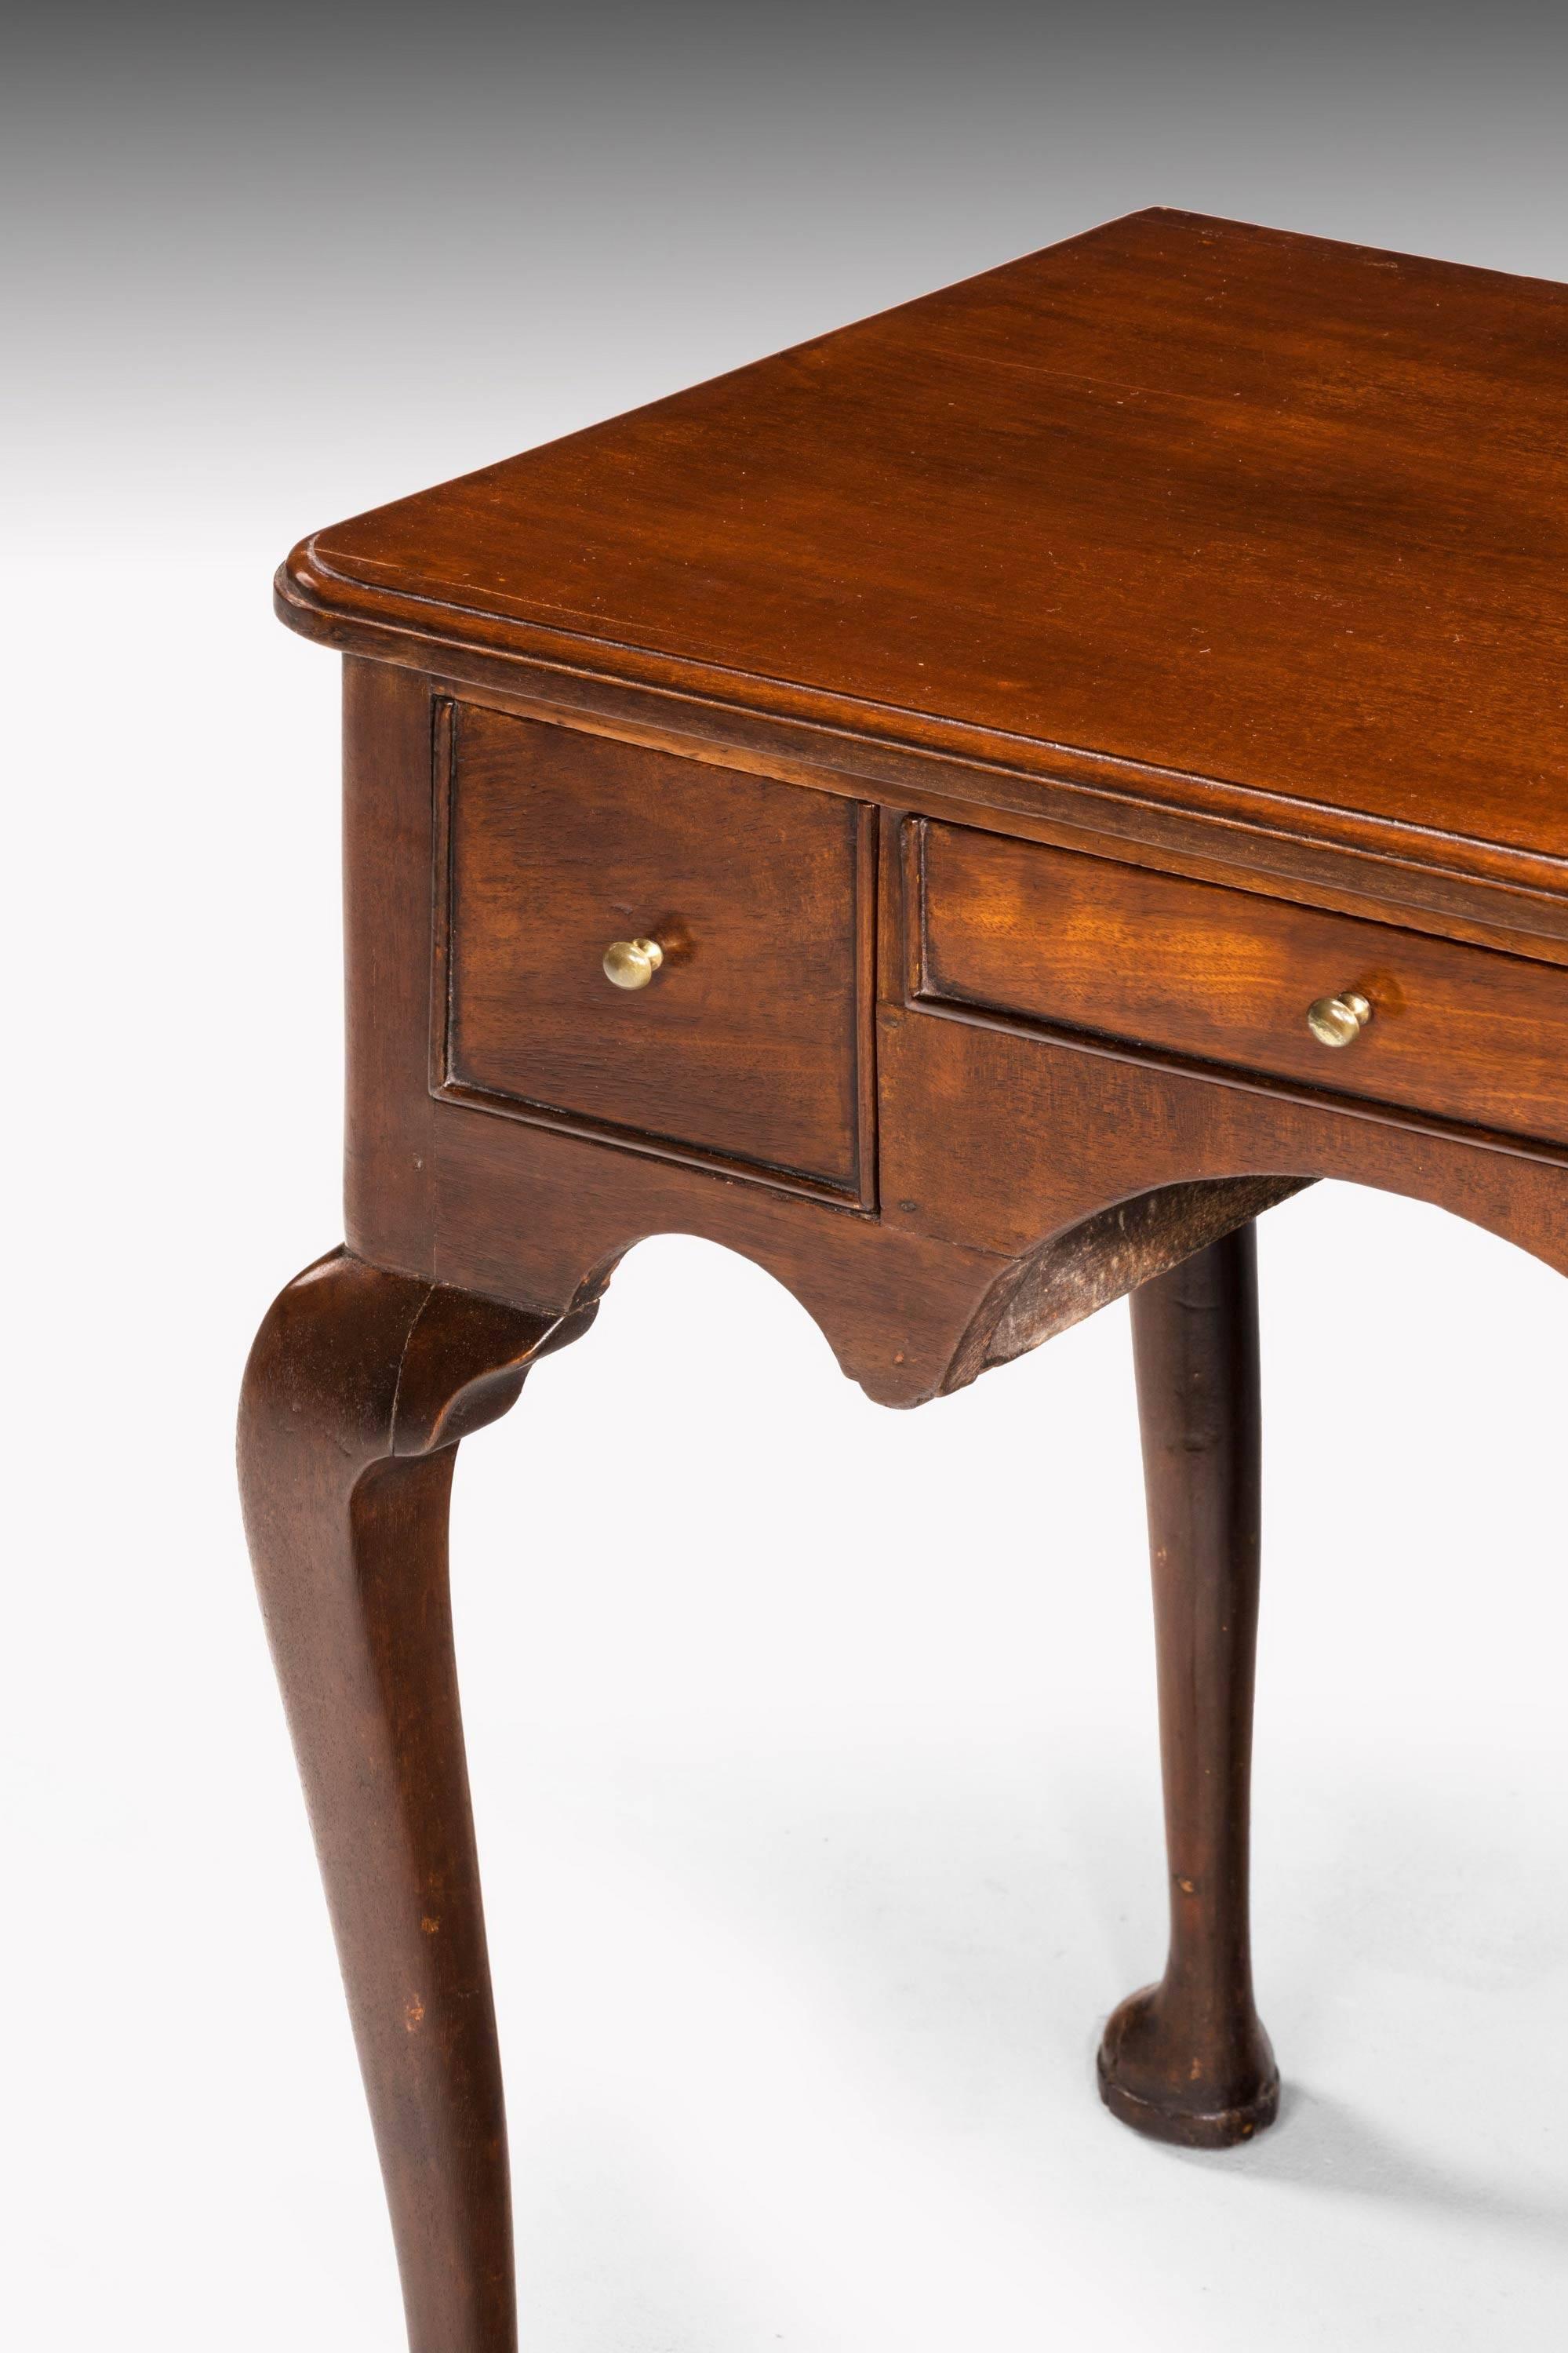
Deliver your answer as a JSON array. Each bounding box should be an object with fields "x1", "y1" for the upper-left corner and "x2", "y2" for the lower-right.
[{"x1": 283, "y1": 209, "x2": 1568, "y2": 902}]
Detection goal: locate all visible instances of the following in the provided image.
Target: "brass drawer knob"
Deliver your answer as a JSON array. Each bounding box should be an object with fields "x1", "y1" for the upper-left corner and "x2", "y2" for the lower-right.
[
  {"x1": 1306, "y1": 988, "x2": 1373, "y2": 1048},
  {"x1": 602, "y1": 936, "x2": 664, "y2": 991}
]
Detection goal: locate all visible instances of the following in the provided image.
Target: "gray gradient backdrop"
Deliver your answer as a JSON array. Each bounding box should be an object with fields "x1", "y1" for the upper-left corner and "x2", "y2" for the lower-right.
[{"x1": 5, "y1": 9, "x2": 1566, "y2": 2351}]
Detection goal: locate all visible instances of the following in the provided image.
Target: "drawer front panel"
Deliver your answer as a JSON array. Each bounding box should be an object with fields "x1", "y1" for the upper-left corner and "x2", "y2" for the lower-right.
[
  {"x1": 916, "y1": 820, "x2": 1568, "y2": 1148},
  {"x1": 442, "y1": 707, "x2": 871, "y2": 1196}
]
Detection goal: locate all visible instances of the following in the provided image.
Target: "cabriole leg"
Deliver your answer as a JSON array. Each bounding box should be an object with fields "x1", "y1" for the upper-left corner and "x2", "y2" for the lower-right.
[{"x1": 238, "y1": 1249, "x2": 593, "y2": 2351}]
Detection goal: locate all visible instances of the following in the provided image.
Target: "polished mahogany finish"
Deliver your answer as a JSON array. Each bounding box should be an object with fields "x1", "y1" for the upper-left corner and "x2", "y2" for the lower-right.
[
  {"x1": 916, "y1": 819, "x2": 1568, "y2": 1150},
  {"x1": 246, "y1": 209, "x2": 1567, "y2": 2350},
  {"x1": 1099, "y1": 1226, "x2": 1276, "y2": 2148},
  {"x1": 282, "y1": 208, "x2": 1568, "y2": 958},
  {"x1": 239, "y1": 1252, "x2": 596, "y2": 2353},
  {"x1": 441, "y1": 704, "x2": 875, "y2": 1198}
]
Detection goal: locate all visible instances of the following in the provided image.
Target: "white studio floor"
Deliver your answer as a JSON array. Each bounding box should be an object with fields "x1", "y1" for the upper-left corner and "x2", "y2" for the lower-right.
[{"x1": 12, "y1": 1197, "x2": 1566, "y2": 2352}]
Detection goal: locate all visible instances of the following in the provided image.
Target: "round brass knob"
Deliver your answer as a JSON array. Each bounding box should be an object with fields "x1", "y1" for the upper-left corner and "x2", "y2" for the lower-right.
[
  {"x1": 602, "y1": 936, "x2": 664, "y2": 991},
  {"x1": 1306, "y1": 988, "x2": 1373, "y2": 1049}
]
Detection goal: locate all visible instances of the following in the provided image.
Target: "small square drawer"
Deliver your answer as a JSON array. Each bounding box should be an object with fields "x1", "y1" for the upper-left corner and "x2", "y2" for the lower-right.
[
  {"x1": 914, "y1": 820, "x2": 1568, "y2": 1149},
  {"x1": 438, "y1": 706, "x2": 873, "y2": 1198}
]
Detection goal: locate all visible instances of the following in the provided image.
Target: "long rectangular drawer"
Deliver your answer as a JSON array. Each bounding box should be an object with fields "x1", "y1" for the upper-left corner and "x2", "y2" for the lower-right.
[{"x1": 915, "y1": 820, "x2": 1568, "y2": 1149}]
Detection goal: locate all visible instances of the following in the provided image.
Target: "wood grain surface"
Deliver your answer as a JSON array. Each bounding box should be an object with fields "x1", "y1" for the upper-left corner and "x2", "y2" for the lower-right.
[
  {"x1": 239, "y1": 1251, "x2": 598, "y2": 2352},
  {"x1": 917, "y1": 817, "x2": 1568, "y2": 1148},
  {"x1": 442, "y1": 704, "x2": 872, "y2": 1198},
  {"x1": 1098, "y1": 1227, "x2": 1279, "y2": 2149},
  {"x1": 282, "y1": 209, "x2": 1568, "y2": 911}
]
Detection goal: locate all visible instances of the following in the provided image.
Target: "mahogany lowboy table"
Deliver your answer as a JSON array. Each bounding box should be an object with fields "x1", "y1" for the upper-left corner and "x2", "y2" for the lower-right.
[{"x1": 241, "y1": 210, "x2": 1568, "y2": 2347}]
